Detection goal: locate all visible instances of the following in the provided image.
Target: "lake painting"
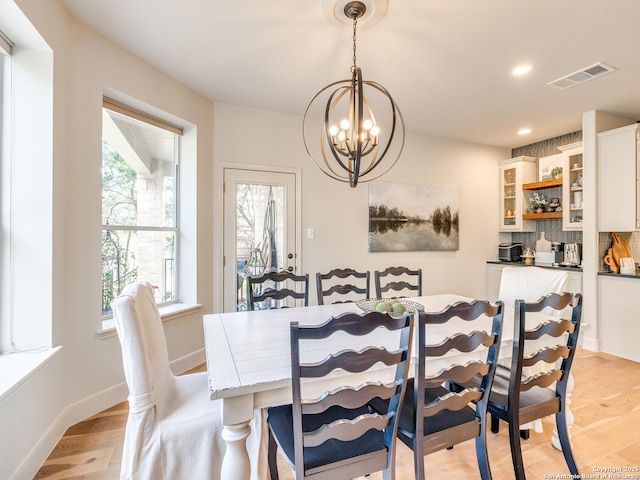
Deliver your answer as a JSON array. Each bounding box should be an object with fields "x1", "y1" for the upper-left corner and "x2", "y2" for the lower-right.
[{"x1": 368, "y1": 182, "x2": 459, "y2": 252}]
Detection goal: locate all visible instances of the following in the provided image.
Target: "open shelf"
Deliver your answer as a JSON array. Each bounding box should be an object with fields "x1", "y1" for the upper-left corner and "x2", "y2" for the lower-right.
[
  {"x1": 522, "y1": 212, "x2": 563, "y2": 220},
  {"x1": 522, "y1": 178, "x2": 563, "y2": 190}
]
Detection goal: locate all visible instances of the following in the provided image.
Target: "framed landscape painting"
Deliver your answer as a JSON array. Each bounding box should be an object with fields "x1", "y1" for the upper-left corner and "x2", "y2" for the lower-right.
[{"x1": 368, "y1": 182, "x2": 459, "y2": 252}]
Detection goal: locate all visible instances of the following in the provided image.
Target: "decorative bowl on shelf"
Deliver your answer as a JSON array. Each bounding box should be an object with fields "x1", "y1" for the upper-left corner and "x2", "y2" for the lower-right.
[{"x1": 356, "y1": 298, "x2": 424, "y2": 316}]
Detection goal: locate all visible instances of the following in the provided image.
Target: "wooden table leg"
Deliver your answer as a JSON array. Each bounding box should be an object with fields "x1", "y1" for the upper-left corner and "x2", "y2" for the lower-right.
[
  {"x1": 552, "y1": 372, "x2": 574, "y2": 451},
  {"x1": 220, "y1": 395, "x2": 254, "y2": 480}
]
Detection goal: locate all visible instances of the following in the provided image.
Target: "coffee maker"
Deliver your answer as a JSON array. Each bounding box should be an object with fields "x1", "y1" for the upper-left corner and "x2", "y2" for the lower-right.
[
  {"x1": 551, "y1": 242, "x2": 564, "y2": 266},
  {"x1": 563, "y1": 243, "x2": 581, "y2": 266}
]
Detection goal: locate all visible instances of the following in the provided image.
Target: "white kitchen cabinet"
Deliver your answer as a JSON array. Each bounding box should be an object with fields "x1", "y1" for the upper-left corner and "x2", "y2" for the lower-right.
[
  {"x1": 498, "y1": 156, "x2": 537, "y2": 232},
  {"x1": 486, "y1": 263, "x2": 582, "y2": 302},
  {"x1": 558, "y1": 142, "x2": 583, "y2": 231},
  {"x1": 599, "y1": 275, "x2": 640, "y2": 363},
  {"x1": 597, "y1": 123, "x2": 640, "y2": 231},
  {"x1": 486, "y1": 263, "x2": 506, "y2": 301}
]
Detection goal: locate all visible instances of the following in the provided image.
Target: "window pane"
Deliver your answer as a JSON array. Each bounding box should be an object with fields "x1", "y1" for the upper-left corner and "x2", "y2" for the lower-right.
[
  {"x1": 102, "y1": 109, "x2": 176, "y2": 228},
  {"x1": 102, "y1": 229, "x2": 176, "y2": 315},
  {"x1": 235, "y1": 184, "x2": 285, "y2": 310}
]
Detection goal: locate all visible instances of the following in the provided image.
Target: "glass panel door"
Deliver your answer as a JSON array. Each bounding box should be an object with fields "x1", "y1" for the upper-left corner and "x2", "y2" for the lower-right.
[{"x1": 223, "y1": 168, "x2": 297, "y2": 312}]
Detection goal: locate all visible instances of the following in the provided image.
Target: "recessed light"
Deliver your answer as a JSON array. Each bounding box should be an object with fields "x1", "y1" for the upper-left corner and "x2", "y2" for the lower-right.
[
  {"x1": 512, "y1": 65, "x2": 533, "y2": 76},
  {"x1": 518, "y1": 128, "x2": 531, "y2": 135}
]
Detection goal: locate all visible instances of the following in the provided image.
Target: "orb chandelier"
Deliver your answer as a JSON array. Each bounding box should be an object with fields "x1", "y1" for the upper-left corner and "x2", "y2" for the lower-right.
[{"x1": 303, "y1": 0, "x2": 404, "y2": 188}]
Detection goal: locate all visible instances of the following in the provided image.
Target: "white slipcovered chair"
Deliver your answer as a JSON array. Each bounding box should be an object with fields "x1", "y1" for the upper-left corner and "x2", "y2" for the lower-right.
[
  {"x1": 499, "y1": 266, "x2": 569, "y2": 309},
  {"x1": 497, "y1": 266, "x2": 569, "y2": 434},
  {"x1": 112, "y1": 281, "x2": 266, "y2": 480}
]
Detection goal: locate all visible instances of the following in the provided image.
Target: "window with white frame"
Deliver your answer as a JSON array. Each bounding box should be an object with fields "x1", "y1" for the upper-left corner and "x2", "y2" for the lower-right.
[
  {"x1": 0, "y1": 31, "x2": 13, "y2": 350},
  {"x1": 101, "y1": 98, "x2": 182, "y2": 316}
]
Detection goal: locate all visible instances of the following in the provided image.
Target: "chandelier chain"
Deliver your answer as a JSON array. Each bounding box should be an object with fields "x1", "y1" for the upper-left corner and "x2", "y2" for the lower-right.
[{"x1": 352, "y1": 16, "x2": 358, "y2": 72}]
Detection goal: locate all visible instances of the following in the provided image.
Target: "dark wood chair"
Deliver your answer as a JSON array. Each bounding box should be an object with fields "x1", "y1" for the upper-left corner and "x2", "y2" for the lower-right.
[
  {"x1": 315, "y1": 268, "x2": 370, "y2": 305},
  {"x1": 374, "y1": 266, "x2": 422, "y2": 298},
  {"x1": 246, "y1": 270, "x2": 309, "y2": 310},
  {"x1": 266, "y1": 309, "x2": 413, "y2": 480},
  {"x1": 487, "y1": 292, "x2": 583, "y2": 480},
  {"x1": 388, "y1": 300, "x2": 504, "y2": 480}
]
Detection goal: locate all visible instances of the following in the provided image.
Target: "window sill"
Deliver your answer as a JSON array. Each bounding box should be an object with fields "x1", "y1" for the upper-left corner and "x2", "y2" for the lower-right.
[
  {"x1": 97, "y1": 303, "x2": 203, "y2": 340},
  {"x1": 0, "y1": 346, "x2": 62, "y2": 402}
]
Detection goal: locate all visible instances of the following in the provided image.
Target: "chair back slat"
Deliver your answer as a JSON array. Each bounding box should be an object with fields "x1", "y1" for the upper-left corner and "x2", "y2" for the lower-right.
[
  {"x1": 525, "y1": 318, "x2": 575, "y2": 340},
  {"x1": 381, "y1": 280, "x2": 419, "y2": 294},
  {"x1": 302, "y1": 381, "x2": 401, "y2": 414},
  {"x1": 423, "y1": 389, "x2": 483, "y2": 417},
  {"x1": 425, "y1": 299, "x2": 502, "y2": 324},
  {"x1": 303, "y1": 412, "x2": 393, "y2": 448},
  {"x1": 427, "y1": 330, "x2": 495, "y2": 356},
  {"x1": 300, "y1": 347, "x2": 405, "y2": 378},
  {"x1": 523, "y1": 345, "x2": 571, "y2": 367},
  {"x1": 300, "y1": 310, "x2": 410, "y2": 339},
  {"x1": 424, "y1": 361, "x2": 490, "y2": 388},
  {"x1": 520, "y1": 369, "x2": 564, "y2": 392}
]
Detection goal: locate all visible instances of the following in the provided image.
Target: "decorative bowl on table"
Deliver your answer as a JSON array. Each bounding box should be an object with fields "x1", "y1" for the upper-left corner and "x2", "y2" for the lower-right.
[{"x1": 356, "y1": 298, "x2": 424, "y2": 316}]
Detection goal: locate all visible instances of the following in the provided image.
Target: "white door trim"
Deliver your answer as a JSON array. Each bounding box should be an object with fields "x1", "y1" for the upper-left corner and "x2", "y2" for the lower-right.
[{"x1": 213, "y1": 162, "x2": 302, "y2": 313}]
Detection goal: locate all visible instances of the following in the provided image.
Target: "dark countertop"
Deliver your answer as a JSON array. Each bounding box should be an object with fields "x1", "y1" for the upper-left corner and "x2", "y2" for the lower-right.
[
  {"x1": 487, "y1": 260, "x2": 583, "y2": 273},
  {"x1": 598, "y1": 270, "x2": 640, "y2": 279}
]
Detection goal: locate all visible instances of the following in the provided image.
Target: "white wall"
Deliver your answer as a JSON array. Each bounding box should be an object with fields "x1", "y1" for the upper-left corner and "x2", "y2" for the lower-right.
[
  {"x1": 213, "y1": 103, "x2": 509, "y2": 304},
  {"x1": 0, "y1": 1, "x2": 216, "y2": 478}
]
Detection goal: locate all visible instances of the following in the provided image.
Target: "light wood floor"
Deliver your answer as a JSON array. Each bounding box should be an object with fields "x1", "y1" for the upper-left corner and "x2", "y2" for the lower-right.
[{"x1": 35, "y1": 348, "x2": 640, "y2": 479}]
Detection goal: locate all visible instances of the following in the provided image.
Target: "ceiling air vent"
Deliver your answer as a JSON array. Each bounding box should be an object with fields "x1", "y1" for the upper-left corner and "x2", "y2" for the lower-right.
[{"x1": 547, "y1": 62, "x2": 615, "y2": 90}]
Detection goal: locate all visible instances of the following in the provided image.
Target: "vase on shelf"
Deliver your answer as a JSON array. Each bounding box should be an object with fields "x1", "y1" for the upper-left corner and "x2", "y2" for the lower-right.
[{"x1": 536, "y1": 208, "x2": 543, "y2": 214}]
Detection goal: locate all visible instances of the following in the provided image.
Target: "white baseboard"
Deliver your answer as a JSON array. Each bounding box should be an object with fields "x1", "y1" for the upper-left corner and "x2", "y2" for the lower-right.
[
  {"x1": 581, "y1": 335, "x2": 599, "y2": 352},
  {"x1": 170, "y1": 348, "x2": 206, "y2": 374},
  {"x1": 15, "y1": 381, "x2": 129, "y2": 480},
  {"x1": 15, "y1": 348, "x2": 205, "y2": 480}
]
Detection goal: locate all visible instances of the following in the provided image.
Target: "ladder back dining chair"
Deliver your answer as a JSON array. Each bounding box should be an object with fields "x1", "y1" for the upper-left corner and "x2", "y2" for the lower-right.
[
  {"x1": 497, "y1": 265, "x2": 569, "y2": 438},
  {"x1": 379, "y1": 300, "x2": 504, "y2": 480},
  {"x1": 488, "y1": 292, "x2": 583, "y2": 480},
  {"x1": 246, "y1": 270, "x2": 309, "y2": 310},
  {"x1": 315, "y1": 267, "x2": 370, "y2": 305},
  {"x1": 266, "y1": 309, "x2": 414, "y2": 480}
]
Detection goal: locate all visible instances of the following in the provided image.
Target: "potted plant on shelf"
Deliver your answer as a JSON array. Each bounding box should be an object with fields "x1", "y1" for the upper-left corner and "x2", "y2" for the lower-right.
[
  {"x1": 551, "y1": 166, "x2": 563, "y2": 179},
  {"x1": 529, "y1": 192, "x2": 548, "y2": 214}
]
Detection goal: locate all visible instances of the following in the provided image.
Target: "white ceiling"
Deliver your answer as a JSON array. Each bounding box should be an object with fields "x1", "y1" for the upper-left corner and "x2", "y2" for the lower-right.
[{"x1": 60, "y1": 0, "x2": 640, "y2": 149}]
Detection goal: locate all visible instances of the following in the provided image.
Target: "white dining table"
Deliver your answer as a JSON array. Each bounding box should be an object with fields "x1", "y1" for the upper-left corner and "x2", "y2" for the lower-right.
[{"x1": 203, "y1": 293, "x2": 573, "y2": 480}]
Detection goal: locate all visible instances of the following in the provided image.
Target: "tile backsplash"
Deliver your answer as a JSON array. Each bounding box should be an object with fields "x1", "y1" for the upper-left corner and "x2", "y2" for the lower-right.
[
  {"x1": 512, "y1": 130, "x2": 583, "y2": 158},
  {"x1": 513, "y1": 224, "x2": 583, "y2": 253}
]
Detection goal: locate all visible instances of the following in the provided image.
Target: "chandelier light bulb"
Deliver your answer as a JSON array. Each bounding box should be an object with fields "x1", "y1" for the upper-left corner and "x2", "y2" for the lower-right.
[
  {"x1": 363, "y1": 119, "x2": 373, "y2": 130},
  {"x1": 329, "y1": 125, "x2": 339, "y2": 136},
  {"x1": 340, "y1": 119, "x2": 350, "y2": 130},
  {"x1": 338, "y1": 131, "x2": 346, "y2": 142},
  {"x1": 370, "y1": 125, "x2": 380, "y2": 136}
]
